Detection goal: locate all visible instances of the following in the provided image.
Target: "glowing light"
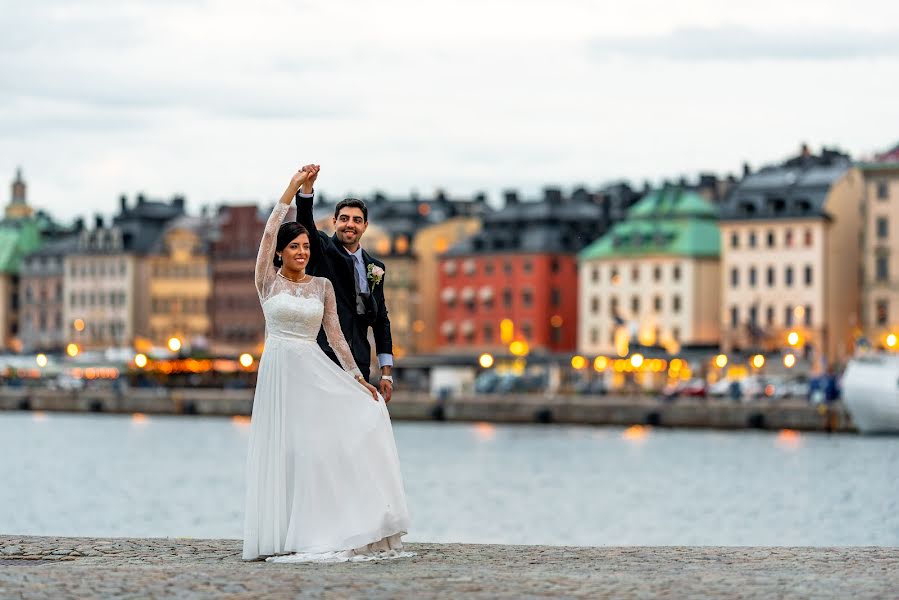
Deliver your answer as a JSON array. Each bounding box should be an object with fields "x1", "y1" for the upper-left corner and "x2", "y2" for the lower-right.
[
  {"x1": 550, "y1": 315, "x2": 563, "y2": 328},
  {"x1": 32, "y1": 411, "x2": 47, "y2": 422},
  {"x1": 35, "y1": 354, "x2": 48, "y2": 368},
  {"x1": 509, "y1": 340, "x2": 529, "y2": 356},
  {"x1": 131, "y1": 413, "x2": 148, "y2": 424},
  {"x1": 887, "y1": 333, "x2": 898, "y2": 349},
  {"x1": 478, "y1": 353, "x2": 495, "y2": 369},
  {"x1": 571, "y1": 355, "x2": 587, "y2": 370},
  {"x1": 134, "y1": 353, "x2": 148, "y2": 369},
  {"x1": 714, "y1": 354, "x2": 728, "y2": 369},
  {"x1": 412, "y1": 320, "x2": 426, "y2": 333},
  {"x1": 787, "y1": 331, "x2": 800, "y2": 346},
  {"x1": 239, "y1": 353, "x2": 254, "y2": 368},
  {"x1": 231, "y1": 415, "x2": 251, "y2": 427},
  {"x1": 783, "y1": 353, "x2": 796, "y2": 368},
  {"x1": 630, "y1": 353, "x2": 644, "y2": 369},
  {"x1": 751, "y1": 354, "x2": 765, "y2": 369},
  {"x1": 73, "y1": 319, "x2": 85, "y2": 332},
  {"x1": 622, "y1": 425, "x2": 649, "y2": 440},
  {"x1": 776, "y1": 429, "x2": 801, "y2": 448},
  {"x1": 500, "y1": 319, "x2": 514, "y2": 344},
  {"x1": 66, "y1": 343, "x2": 79, "y2": 357},
  {"x1": 593, "y1": 356, "x2": 609, "y2": 372},
  {"x1": 167, "y1": 337, "x2": 182, "y2": 352}
]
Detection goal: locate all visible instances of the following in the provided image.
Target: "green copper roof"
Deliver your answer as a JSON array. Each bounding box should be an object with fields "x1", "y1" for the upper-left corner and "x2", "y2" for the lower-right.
[
  {"x1": 579, "y1": 187, "x2": 720, "y2": 260},
  {"x1": 0, "y1": 219, "x2": 43, "y2": 273}
]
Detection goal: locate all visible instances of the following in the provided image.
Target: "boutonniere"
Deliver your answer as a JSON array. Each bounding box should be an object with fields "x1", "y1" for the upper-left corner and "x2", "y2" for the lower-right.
[{"x1": 367, "y1": 263, "x2": 384, "y2": 287}]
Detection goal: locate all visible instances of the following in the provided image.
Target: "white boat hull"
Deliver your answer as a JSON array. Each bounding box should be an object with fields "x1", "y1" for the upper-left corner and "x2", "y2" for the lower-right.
[{"x1": 842, "y1": 356, "x2": 899, "y2": 434}]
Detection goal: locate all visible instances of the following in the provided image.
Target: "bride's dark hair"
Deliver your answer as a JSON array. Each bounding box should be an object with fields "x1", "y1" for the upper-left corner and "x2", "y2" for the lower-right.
[{"x1": 273, "y1": 222, "x2": 310, "y2": 268}]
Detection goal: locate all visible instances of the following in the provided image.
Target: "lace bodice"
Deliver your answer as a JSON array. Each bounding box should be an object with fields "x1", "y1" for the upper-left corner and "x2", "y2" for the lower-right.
[{"x1": 255, "y1": 203, "x2": 362, "y2": 379}]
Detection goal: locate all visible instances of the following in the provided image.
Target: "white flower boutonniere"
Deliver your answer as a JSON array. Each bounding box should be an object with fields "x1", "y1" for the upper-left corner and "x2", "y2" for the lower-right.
[{"x1": 367, "y1": 264, "x2": 384, "y2": 287}]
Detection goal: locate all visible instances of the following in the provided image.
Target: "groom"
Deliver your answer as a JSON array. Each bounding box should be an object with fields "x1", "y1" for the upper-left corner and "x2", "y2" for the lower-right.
[{"x1": 294, "y1": 165, "x2": 394, "y2": 402}]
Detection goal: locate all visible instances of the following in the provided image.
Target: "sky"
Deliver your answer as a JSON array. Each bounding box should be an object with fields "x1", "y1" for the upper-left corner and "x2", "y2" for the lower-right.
[{"x1": 3, "y1": 0, "x2": 899, "y2": 221}]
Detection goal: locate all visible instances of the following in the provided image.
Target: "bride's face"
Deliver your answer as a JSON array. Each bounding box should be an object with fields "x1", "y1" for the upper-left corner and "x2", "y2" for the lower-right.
[{"x1": 281, "y1": 233, "x2": 310, "y2": 272}]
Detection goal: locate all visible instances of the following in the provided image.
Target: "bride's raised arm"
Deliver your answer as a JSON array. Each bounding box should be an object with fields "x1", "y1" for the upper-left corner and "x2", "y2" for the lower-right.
[
  {"x1": 254, "y1": 169, "x2": 309, "y2": 300},
  {"x1": 321, "y1": 278, "x2": 364, "y2": 380}
]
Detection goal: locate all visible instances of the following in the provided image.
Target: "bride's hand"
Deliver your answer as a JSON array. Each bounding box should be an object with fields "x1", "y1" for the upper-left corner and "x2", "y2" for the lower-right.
[
  {"x1": 290, "y1": 169, "x2": 309, "y2": 188},
  {"x1": 360, "y1": 380, "x2": 379, "y2": 402}
]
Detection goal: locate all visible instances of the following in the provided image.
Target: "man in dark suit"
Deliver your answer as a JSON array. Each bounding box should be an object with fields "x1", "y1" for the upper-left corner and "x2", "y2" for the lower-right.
[{"x1": 293, "y1": 164, "x2": 394, "y2": 402}]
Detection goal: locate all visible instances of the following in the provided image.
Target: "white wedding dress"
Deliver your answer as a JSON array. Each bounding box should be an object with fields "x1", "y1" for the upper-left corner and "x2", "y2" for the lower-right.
[{"x1": 242, "y1": 202, "x2": 412, "y2": 563}]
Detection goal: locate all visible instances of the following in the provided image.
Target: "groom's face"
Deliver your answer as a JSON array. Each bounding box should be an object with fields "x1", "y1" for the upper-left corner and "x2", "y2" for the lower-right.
[{"x1": 334, "y1": 208, "x2": 368, "y2": 247}]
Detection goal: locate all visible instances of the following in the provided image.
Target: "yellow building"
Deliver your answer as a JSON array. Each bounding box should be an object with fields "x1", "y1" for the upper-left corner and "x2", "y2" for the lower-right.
[
  {"x1": 719, "y1": 147, "x2": 863, "y2": 364},
  {"x1": 147, "y1": 217, "x2": 213, "y2": 351},
  {"x1": 859, "y1": 148, "x2": 899, "y2": 347}
]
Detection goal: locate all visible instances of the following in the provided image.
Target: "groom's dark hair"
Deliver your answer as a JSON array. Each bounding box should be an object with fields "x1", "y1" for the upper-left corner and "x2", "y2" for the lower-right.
[
  {"x1": 335, "y1": 198, "x2": 368, "y2": 222},
  {"x1": 273, "y1": 222, "x2": 310, "y2": 268}
]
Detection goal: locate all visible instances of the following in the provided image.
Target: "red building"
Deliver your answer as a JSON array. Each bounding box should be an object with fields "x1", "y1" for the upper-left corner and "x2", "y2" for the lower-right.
[{"x1": 436, "y1": 187, "x2": 640, "y2": 355}]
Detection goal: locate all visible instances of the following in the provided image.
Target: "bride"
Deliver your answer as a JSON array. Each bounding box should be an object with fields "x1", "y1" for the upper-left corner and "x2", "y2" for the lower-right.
[{"x1": 242, "y1": 167, "x2": 411, "y2": 563}]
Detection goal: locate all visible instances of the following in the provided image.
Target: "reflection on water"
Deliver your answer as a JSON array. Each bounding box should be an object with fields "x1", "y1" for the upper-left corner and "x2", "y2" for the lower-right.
[{"x1": 2, "y1": 412, "x2": 897, "y2": 546}]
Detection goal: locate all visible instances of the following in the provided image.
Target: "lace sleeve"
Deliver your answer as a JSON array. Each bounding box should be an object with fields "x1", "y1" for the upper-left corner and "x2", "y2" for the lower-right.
[
  {"x1": 255, "y1": 203, "x2": 290, "y2": 301},
  {"x1": 320, "y1": 278, "x2": 363, "y2": 379}
]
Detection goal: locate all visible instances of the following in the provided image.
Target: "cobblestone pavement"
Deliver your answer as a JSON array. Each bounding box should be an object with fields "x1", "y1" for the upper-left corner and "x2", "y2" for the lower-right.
[{"x1": 0, "y1": 536, "x2": 896, "y2": 599}]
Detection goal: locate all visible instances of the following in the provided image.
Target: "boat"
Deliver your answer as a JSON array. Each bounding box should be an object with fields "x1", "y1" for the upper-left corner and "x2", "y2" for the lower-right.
[{"x1": 841, "y1": 354, "x2": 899, "y2": 434}]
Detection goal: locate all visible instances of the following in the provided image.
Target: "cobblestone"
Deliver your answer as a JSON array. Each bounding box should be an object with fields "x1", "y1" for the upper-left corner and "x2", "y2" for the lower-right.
[{"x1": 0, "y1": 536, "x2": 896, "y2": 598}]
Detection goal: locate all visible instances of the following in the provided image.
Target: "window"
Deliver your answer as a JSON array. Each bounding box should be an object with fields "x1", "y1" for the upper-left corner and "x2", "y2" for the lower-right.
[
  {"x1": 503, "y1": 261, "x2": 512, "y2": 275},
  {"x1": 631, "y1": 296, "x2": 640, "y2": 314},
  {"x1": 503, "y1": 288, "x2": 512, "y2": 308},
  {"x1": 767, "y1": 266, "x2": 775, "y2": 287},
  {"x1": 631, "y1": 266, "x2": 639, "y2": 282},
  {"x1": 551, "y1": 327, "x2": 562, "y2": 344},
  {"x1": 654, "y1": 296, "x2": 662, "y2": 312},
  {"x1": 878, "y1": 181, "x2": 889, "y2": 200},
  {"x1": 673, "y1": 265, "x2": 681, "y2": 282},
  {"x1": 463, "y1": 259, "x2": 476, "y2": 275},
  {"x1": 590, "y1": 328, "x2": 599, "y2": 344},
  {"x1": 877, "y1": 217, "x2": 889, "y2": 240},
  {"x1": 804, "y1": 229, "x2": 813, "y2": 247},
  {"x1": 749, "y1": 305, "x2": 758, "y2": 325},
  {"x1": 785, "y1": 266, "x2": 794, "y2": 287},
  {"x1": 785, "y1": 229, "x2": 794, "y2": 247},
  {"x1": 748, "y1": 231, "x2": 757, "y2": 248},
  {"x1": 610, "y1": 268, "x2": 619, "y2": 283},
  {"x1": 522, "y1": 289, "x2": 533, "y2": 307},
  {"x1": 591, "y1": 297, "x2": 599, "y2": 314},
  {"x1": 550, "y1": 258, "x2": 560, "y2": 273},
  {"x1": 730, "y1": 306, "x2": 739, "y2": 327},
  {"x1": 785, "y1": 305, "x2": 794, "y2": 326},
  {"x1": 804, "y1": 305, "x2": 812, "y2": 326},
  {"x1": 485, "y1": 262, "x2": 494, "y2": 275},
  {"x1": 591, "y1": 267, "x2": 598, "y2": 282},
  {"x1": 876, "y1": 255, "x2": 889, "y2": 282},
  {"x1": 672, "y1": 327, "x2": 680, "y2": 342},
  {"x1": 731, "y1": 232, "x2": 739, "y2": 248},
  {"x1": 672, "y1": 295, "x2": 681, "y2": 313},
  {"x1": 749, "y1": 267, "x2": 757, "y2": 287},
  {"x1": 551, "y1": 288, "x2": 561, "y2": 307},
  {"x1": 522, "y1": 322, "x2": 532, "y2": 340},
  {"x1": 610, "y1": 296, "x2": 619, "y2": 317},
  {"x1": 730, "y1": 267, "x2": 739, "y2": 288},
  {"x1": 805, "y1": 265, "x2": 813, "y2": 286},
  {"x1": 483, "y1": 324, "x2": 493, "y2": 341},
  {"x1": 443, "y1": 260, "x2": 457, "y2": 276},
  {"x1": 653, "y1": 266, "x2": 661, "y2": 282},
  {"x1": 523, "y1": 260, "x2": 533, "y2": 273},
  {"x1": 766, "y1": 305, "x2": 774, "y2": 325},
  {"x1": 767, "y1": 230, "x2": 775, "y2": 247},
  {"x1": 876, "y1": 299, "x2": 889, "y2": 325}
]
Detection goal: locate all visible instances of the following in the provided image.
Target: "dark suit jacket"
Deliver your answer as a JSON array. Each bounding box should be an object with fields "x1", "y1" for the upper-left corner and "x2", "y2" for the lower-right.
[{"x1": 294, "y1": 193, "x2": 392, "y2": 380}]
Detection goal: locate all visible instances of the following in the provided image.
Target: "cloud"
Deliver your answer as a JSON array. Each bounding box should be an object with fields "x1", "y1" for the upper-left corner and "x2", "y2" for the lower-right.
[{"x1": 590, "y1": 27, "x2": 899, "y2": 61}]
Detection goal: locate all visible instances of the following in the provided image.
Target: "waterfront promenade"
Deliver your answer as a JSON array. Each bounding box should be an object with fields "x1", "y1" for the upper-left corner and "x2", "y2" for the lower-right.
[
  {"x1": 1, "y1": 536, "x2": 896, "y2": 598},
  {"x1": 0, "y1": 387, "x2": 853, "y2": 432}
]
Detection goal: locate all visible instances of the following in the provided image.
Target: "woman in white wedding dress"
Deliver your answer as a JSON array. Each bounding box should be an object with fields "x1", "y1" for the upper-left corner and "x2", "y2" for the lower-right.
[{"x1": 242, "y1": 168, "x2": 411, "y2": 563}]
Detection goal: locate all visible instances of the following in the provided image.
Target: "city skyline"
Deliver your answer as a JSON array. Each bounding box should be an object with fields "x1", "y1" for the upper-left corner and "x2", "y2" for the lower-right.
[{"x1": 3, "y1": 0, "x2": 898, "y2": 220}]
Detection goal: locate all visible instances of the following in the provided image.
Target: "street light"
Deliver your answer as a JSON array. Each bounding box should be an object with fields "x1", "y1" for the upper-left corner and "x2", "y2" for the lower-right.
[
  {"x1": 886, "y1": 333, "x2": 898, "y2": 349},
  {"x1": 630, "y1": 353, "x2": 644, "y2": 369},
  {"x1": 787, "y1": 331, "x2": 800, "y2": 346},
  {"x1": 167, "y1": 337, "x2": 182, "y2": 352},
  {"x1": 35, "y1": 353, "x2": 48, "y2": 368},
  {"x1": 751, "y1": 354, "x2": 765, "y2": 369},
  {"x1": 134, "y1": 353, "x2": 148, "y2": 368},
  {"x1": 239, "y1": 353, "x2": 254, "y2": 368},
  {"x1": 783, "y1": 353, "x2": 796, "y2": 368},
  {"x1": 478, "y1": 353, "x2": 494, "y2": 369},
  {"x1": 73, "y1": 319, "x2": 85, "y2": 332},
  {"x1": 714, "y1": 354, "x2": 728, "y2": 369},
  {"x1": 593, "y1": 356, "x2": 609, "y2": 372},
  {"x1": 571, "y1": 355, "x2": 587, "y2": 370},
  {"x1": 66, "y1": 343, "x2": 79, "y2": 358}
]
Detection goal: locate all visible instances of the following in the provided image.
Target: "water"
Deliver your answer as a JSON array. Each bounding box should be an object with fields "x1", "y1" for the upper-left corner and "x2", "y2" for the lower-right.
[{"x1": 3, "y1": 412, "x2": 897, "y2": 546}]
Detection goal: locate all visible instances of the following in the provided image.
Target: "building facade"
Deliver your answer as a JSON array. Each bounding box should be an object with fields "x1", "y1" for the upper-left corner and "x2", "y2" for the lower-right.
[
  {"x1": 718, "y1": 146, "x2": 864, "y2": 364},
  {"x1": 859, "y1": 144, "x2": 899, "y2": 346},
  {"x1": 578, "y1": 187, "x2": 721, "y2": 356}
]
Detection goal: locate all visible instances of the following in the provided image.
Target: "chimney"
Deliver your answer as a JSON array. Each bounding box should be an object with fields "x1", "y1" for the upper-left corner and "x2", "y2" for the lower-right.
[
  {"x1": 503, "y1": 190, "x2": 519, "y2": 206},
  {"x1": 544, "y1": 187, "x2": 563, "y2": 205},
  {"x1": 74, "y1": 217, "x2": 85, "y2": 232},
  {"x1": 137, "y1": 193, "x2": 146, "y2": 205},
  {"x1": 119, "y1": 194, "x2": 127, "y2": 213},
  {"x1": 172, "y1": 195, "x2": 185, "y2": 211},
  {"x1": 474, "y1": 192, "x2": 487, "y2": 204},
  {"x1": 800, "y1": 143, "x2": 811, "y2": 158},
  {"x1": 95, "y1": 214, "x2": 104, "y2": 229},
  {"x1": 742, "y1": 162, "x2": 752, "y2": 177}
]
